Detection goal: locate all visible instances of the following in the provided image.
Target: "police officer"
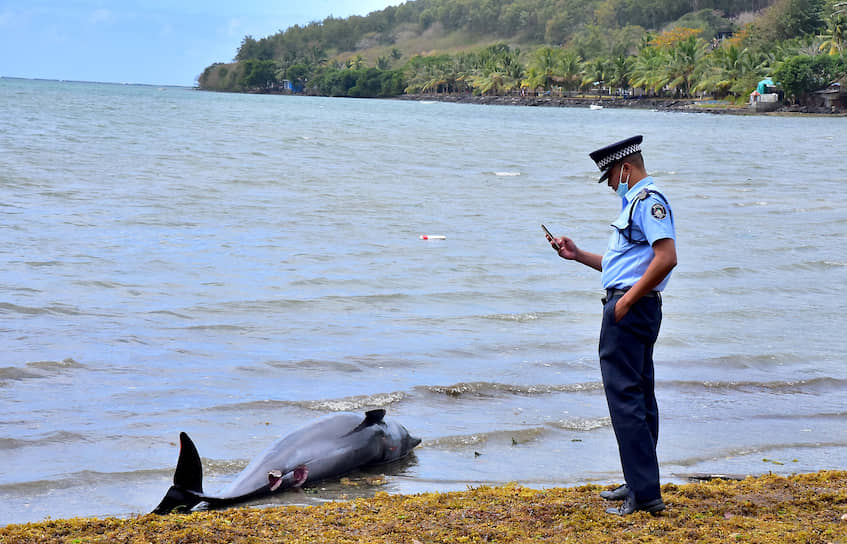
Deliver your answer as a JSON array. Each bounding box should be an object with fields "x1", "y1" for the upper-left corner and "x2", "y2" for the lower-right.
[{"x1": 546, "y1": 135, "x2": 677, "y2": 516}]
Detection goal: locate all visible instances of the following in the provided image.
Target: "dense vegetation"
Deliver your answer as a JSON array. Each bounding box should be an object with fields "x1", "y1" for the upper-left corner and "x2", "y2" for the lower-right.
[{"x1": 197, "y1": 0, "x2": 847, "y2": 105}]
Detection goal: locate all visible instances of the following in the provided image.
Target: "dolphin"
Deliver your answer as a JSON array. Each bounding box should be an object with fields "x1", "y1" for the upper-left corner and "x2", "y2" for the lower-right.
[{"x1": 153, "y1": 409, "x2": 421, "y2": 514}]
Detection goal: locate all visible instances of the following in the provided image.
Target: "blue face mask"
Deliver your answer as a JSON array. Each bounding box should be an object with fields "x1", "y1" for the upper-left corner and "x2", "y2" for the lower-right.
[{"x1": 616, "y1": 167, "x2": 630, "y2": 198}]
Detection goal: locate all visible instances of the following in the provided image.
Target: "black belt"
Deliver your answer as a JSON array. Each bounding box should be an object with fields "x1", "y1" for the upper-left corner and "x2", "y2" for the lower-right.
[{"x1": 604, "y1": 288, "x2": 661, "y2": 304}]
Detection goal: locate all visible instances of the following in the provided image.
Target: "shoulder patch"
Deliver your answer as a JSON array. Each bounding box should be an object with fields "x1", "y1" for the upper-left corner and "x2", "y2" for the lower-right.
[{"x1": 651, "y1": 203, "x2": 667, "y2": 220}]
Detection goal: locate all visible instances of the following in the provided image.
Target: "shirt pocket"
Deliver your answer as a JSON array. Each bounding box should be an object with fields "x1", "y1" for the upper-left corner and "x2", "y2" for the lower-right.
[{"x1": 608, "y1": 228, "x2": 629, "y2": 252}]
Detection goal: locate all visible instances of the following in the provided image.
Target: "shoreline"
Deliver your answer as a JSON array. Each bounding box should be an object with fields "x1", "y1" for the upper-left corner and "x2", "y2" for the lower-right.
[
  {"x1": 2, "y1": 470, "x2": 845, "y2": 542},
  {"x1": 392, "y1": 92, "x2": 847, "y2": 116}
]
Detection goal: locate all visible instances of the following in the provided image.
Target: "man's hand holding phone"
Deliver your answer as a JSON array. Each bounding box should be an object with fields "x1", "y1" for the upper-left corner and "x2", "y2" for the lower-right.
[
  {"x1": 541, "y1": 224, "x2": 560, "y2": 250},
  {"x1": 542, "y1": 224, "x2": 581, "y2": 262}
]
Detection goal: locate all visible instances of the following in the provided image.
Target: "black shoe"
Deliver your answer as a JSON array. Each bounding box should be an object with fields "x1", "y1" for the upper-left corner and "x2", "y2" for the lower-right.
[
  {"x1": 605, "y1": 493, "x2": 665, "y2": 516},
  {"x1": 599, "y1": 484, "x2": 630, "y2": 501}
]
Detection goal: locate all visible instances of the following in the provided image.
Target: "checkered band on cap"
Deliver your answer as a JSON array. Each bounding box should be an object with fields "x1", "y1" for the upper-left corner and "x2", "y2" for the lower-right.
[
  {"x1": 596, "y1": 142, "x2": 641, "y2": 170},
  {"x1": 589, "y1": 135, "x2": 643, "y2": 182}
]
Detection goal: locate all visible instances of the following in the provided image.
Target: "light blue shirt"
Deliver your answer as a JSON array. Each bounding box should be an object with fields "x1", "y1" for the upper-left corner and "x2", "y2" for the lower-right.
[{"x1": 600, "y1": 176, "x2": 676, "y2": 291}]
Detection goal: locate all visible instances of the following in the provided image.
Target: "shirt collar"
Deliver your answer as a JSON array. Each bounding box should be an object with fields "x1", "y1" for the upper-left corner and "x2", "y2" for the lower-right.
[{"x1": 621, "y1": 176, "x2": 655, "y2": 206}]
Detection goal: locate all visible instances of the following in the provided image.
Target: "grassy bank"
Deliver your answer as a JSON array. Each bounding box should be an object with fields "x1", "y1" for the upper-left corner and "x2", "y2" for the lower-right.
[{"x1": 3, "y1": 471, "x2": 845, "y2": 543}]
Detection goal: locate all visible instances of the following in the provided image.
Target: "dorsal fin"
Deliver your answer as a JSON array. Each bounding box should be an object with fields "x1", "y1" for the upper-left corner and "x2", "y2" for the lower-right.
[
  {"x1": 364, "y1": 409, "x2": 386, "y2": 424},
  {"x1": 174, "y1": 432, "x2": 204, "y2": 493},
  {"x1": 348, "y1": 409, "x2": 387, "y2": 435}
]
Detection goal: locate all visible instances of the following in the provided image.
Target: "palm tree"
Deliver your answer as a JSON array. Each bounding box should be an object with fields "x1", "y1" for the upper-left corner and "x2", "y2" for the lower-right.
[
  {"x1": 694, "y1": 44, "x2": 768, "y2": 99},
  {"x1": 581, "y1": 58, "x2": 610, "y2": 95},
  {"x1": 662, "y1": 36, "x2": 708, "y2": 97},
  {"x1": 465, "y1": 44, "x2": 524, "y2": 95},
  {"x1": 524, "y1": 46, "x2": 562, "y2": 91},
  {"x1": 559, "y1": 50, "x2": 583, "y2": 93},
  {"x1": 818, "y1": 16, "x2": 846, "y2": 56},
  {"x1": 630, "y1": 46, "x2": 669, "y2": 95},
  {"x1": 404, "y1": 54, "x2": 454, "y2": 94},
  {"x1": 609, "y1": 55, "x2": 632, "y2": 94}
]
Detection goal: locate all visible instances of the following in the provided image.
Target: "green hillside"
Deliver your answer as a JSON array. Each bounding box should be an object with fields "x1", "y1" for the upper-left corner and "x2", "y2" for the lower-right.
[{"x1": 198, "y1": 0, "x2": 847, "y2": 106}]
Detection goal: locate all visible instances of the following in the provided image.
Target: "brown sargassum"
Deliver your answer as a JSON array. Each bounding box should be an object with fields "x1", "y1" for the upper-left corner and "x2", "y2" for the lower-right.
[{"x1": 2, "y1": 470, "x2": 846, "y2": 543}]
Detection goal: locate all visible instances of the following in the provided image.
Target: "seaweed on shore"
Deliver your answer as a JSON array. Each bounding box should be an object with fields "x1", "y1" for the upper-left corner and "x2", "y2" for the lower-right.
[{"x1": 2, "y1": 470, "x2": 846, "y2": 543}]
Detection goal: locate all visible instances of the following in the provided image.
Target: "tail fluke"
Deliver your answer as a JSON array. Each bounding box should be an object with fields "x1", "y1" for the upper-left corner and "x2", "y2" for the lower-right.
[
  {"x1": 174, "y1": 432, "x2": 203, "y2": 493},
  {"x1": 152, "y1": 432, "x2": 206, "y2": 514}
]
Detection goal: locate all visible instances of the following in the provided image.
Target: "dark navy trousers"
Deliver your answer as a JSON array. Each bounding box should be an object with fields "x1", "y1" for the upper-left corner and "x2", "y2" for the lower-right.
[{"x1": 599, "y1": 292, "x2": 662, "y2": 503}]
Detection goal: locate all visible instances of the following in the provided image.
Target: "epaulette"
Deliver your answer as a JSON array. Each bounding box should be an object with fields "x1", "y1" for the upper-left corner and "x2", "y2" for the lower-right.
[{"x1": 620, "y1": 188, "x2": 671, "y2": 245}]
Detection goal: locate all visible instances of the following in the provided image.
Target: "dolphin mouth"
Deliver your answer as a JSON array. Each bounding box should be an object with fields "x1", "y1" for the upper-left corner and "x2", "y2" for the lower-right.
[{"x1": 268, "y1": 470, "x2": 284, "y2": 492}]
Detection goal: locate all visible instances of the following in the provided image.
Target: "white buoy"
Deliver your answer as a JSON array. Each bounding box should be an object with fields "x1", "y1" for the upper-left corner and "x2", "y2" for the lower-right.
[{"x1": 419, "y1": 235, "x2": 446, "y2": 240}]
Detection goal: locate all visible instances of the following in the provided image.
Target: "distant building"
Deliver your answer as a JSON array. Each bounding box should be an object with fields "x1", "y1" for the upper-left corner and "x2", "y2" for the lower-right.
[
  {"x1": 749, "y1": 78, "x2": 782, "y2": 112},
  {"x1": 812, "y1": 81, "x2": 846, "y2": 110}
]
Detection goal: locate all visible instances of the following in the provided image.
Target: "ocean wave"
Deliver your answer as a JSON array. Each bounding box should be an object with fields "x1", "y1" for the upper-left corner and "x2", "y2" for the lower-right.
[
  {"x1": 205, "y1": 391, "x2": 407, "y2": 414},
  {"x1": 667, "y1": 353, "x2": 799, "y2": 369},
  {"x1": 548, "y1": 416, "x2": 611, "y2": 432},
  {"x1": 0, "y1": 302, "x2": 83, "y2": 316},
  {"x1": 666, "y1": 441, "x2": 847, "y2": 469},
  {"x1": 661, "y1": 377, "x2": 847, "y2": 394},
  {"x1": 0, "y1": 467, "x2": 168, "y2": 493},
  {"x1": 148, "y1": 309, "x2": 194, "y2": 320},
  {"x1": 778, "y1": 259, "x2": 847, "y2": 271},
  {"x1": 258, "y1": 358, "x2": 364, "y2": 373},
  {"x1": 181, "y1": 324, "x2": 253, "y2": 332},
  {"x1": 297, "y1": 392, "x2": 407, "y2": 412},
  {"x1": 0, "y1": 430, "x2": 88, "y2": 451},
  {"x1": 0, "y1": 358, "x2": 83, "y2": 385},
  {"x1": 481, "y1": 312, "x2": 540, "y2": 322},
  {"x1": 425, "y1": 427, "x2": 548, "y2": 449},
  {"x1": 749, "y1": 411, "x2": 847, "y2": 420},
  {"x1": 421, "y1": 381, "x2": 602, "y2": 398}
]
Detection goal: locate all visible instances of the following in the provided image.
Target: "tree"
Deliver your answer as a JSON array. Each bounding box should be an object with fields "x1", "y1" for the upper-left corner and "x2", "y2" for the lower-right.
[
  {"x1": 582, "y1": 57, "x2": 610, "y2": 94},
  {"x1": 238, "y1": 59, "x2": 278, "y2": 89},
  {"x1": 560, "y1": 50, "x2": 584, "y2": 92},
  {"x1": 609, "y1": 54, "x2": 633, "y2": 92},
  {"x1": 285, "y1": 63, "x2": 310, "y2": 89},
  {"x1": 464, "y1": 44, "x2": 525, "y2": 95},
  {"x1": 662, "y1": 35, "x2": 709, "y2": 96},
  {"x1": 818, "y1": 14, "x2": 846, "y2": 55},
  {"x1": 773, "y1": 54, "x2": 847, "y2": 102},
  {"x1": 347, "y1": 54, "x2": 368, "y2": 70},
  {"x1": 630, "y1": 46, "x2": 669, "y2": 94},
  {"x1": 524, "y1": 46, "x2": 563, "y2": 90},
  {"x1": 694, "y1": 44, "x2": 768, "y2": 98},
  {"x1": 755, "y1": 0, "x2": 827, "y2": 42}
]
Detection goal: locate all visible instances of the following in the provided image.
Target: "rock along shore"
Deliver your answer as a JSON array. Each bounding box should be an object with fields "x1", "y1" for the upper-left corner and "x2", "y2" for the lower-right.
[{"x1": 394, "y1": 93, "x2": 845, "y2": 115}]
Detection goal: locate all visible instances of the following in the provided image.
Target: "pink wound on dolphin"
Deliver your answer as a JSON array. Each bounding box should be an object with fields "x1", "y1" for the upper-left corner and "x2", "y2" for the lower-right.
[{"x1": 292, "y1": 465, "x2": 309, "y2": 487}]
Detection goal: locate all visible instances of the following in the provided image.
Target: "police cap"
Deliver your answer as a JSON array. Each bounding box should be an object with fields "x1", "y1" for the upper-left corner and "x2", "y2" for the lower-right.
[{"x1": 589, "y1": 135, "x2": 643, "y2": 182}]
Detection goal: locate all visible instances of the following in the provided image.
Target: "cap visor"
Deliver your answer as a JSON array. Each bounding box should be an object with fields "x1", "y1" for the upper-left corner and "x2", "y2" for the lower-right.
[{"x1": 598, "y1": 169, "x2": 611, "y2": 183}]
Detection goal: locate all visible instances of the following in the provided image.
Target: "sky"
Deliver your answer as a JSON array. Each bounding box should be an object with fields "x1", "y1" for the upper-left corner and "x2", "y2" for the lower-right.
[{"x1": 0, "y1": 0, "x2": 404, "y2": 86}]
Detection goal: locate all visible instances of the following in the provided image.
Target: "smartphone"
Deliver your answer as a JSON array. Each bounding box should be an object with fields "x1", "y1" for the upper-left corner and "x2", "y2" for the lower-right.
[{"x1": 541, "y1": 224, "x2": 560, "y2": 250}]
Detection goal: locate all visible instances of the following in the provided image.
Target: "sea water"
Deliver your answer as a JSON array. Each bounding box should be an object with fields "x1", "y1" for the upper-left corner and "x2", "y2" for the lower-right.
[{"x1": 0, "y1": 77, "x2": 845, "y2": 524}]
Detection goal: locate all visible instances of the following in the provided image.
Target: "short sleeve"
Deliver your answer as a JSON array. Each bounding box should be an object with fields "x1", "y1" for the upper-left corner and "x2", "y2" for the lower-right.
[{"x1": 634, "y1": 194, "x2": 675, "y2": 246}]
